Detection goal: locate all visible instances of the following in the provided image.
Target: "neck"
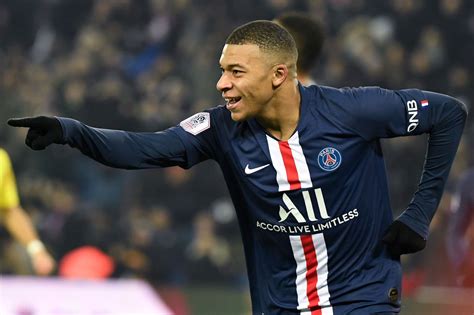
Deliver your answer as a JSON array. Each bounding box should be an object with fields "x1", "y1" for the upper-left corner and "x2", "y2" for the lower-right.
[
  {"x1": 298, "y1": 73, "x2": 315, "y2": 86},
  {"x1": 256, "y1": 80, "x2": 301, "y2": 141}
]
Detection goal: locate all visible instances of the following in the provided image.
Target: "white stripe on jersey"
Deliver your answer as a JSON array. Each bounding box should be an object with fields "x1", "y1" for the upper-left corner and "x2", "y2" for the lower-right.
[
  {"x1": 322, "y1": 306, "x2": 334, "y2": 315},
  {"x1": 290, "y1": 236, "x2": 310, "y2": 308},
  {"x1": 287, "y1": 132, "x2": 312, "y2": 189},
  {"x1": 300, "y1": 308, "x2": 333, "y2": 315},
  {"x1": 266, "y1": 135, "x2": 291, "y2": 191},
  {"x1": 312, "y1": 233, "x2": 331, "y2": 308}
]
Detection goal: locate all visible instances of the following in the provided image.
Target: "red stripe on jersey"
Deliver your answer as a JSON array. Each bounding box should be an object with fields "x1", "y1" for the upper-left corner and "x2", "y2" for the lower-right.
[
  {"x1": 279, "y1": 141, "x2": 301, "y2": 190},
  {"x1": 301, "y1": 235, "x2": 321, "y2": 312}
]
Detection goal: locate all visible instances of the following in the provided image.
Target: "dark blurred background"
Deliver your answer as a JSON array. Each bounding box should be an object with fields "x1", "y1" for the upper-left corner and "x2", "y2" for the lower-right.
[{"x1": 0, "y1": 0, "x2": 472, "y2": 314}]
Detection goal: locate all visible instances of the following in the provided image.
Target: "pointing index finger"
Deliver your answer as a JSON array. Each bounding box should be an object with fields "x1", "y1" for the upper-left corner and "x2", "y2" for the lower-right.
[{"x1": 7, "y1": 117, "x2": 37, "y2": 128}]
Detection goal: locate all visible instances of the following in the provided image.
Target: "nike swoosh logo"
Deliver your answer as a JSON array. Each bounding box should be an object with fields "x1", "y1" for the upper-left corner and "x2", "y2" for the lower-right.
[{"x1": 245, "y1": 164, "x2": 270, "y2": 175}]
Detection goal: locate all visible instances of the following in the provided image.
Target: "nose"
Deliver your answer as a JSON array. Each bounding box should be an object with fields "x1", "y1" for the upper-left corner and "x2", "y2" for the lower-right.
[{"x1": 216, "y1": 72, "x2": 232, "y2": 92}]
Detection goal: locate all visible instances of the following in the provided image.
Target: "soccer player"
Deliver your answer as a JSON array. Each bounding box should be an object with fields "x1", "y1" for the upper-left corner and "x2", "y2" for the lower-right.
[
  {"x1": 274, "y1": 12, "x2": 325, "y2": 86},
  {"x1": 0, "y1": 147, "x2": 55, "y2": 275},
  {"x1": 8, "y1": 20, "x2": 467, "y2": 314}
]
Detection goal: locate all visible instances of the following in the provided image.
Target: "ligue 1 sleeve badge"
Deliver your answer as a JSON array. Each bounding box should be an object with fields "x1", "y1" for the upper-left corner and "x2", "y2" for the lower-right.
[{"x1": 318, "y1": 147, "x2": 342, "y2": 171}]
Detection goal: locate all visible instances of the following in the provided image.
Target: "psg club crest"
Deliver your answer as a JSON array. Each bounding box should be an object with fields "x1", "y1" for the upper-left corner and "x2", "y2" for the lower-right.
[{"x1": 318, "y1": 147, "x2": 342, "y2": 171}]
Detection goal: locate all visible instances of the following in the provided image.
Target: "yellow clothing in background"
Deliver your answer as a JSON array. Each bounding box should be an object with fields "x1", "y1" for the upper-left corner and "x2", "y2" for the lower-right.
[{"x1": 0, "y1": 148, "x2": 20, "y2": 212}]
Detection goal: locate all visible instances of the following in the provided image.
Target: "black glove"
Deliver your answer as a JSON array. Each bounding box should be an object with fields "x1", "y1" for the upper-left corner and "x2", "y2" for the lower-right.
[
  {"x1": 382, "y1": 220, "x2": 426, "y2": 257},
  {"x1": 7, "y1": 116, "x2": 64, "y2": 150}
]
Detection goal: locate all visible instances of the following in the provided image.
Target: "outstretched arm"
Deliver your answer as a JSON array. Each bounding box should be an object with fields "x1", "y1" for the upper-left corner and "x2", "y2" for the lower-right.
[{"x1": 8, "y1": 116, "x2": 192, "y2": 169}]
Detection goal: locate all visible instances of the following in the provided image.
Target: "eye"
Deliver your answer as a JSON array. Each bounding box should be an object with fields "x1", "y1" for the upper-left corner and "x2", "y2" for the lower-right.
[{"x1": 232, "y1": 69, "x2": 243, "y2": 76}]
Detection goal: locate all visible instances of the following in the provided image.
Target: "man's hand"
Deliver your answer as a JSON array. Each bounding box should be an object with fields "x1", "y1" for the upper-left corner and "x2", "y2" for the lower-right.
[
  {"x1": 25, "y1": 239, "x2": 56, "y2": 275},
  {"x1": 382, "y1": 220, "x2": 426, "y2": 257},
  {"x1": 7, "y1": 116, "x2": 63, "y2": 150},
  {"x1": 30, "y1": 247, "x2": 56, "y2": 276}
]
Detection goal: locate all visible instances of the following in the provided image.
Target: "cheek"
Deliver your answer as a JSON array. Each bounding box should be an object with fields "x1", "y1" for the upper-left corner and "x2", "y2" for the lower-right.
[
  {"x1": 253, "y1": 83, "x2": 273, "y2": 101},
  {"x1": 241, "y1": 75, "x2": 273, "y2": 103},
  {"x1": 248, "y1": 77, "x2": 269, "y2": 94}
]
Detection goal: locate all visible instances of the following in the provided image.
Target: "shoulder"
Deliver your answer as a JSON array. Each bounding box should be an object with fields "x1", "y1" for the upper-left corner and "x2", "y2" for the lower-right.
[
  {"x1": 178, "y1": 105, "x2": 231, "y2": 136},
  {"x1": 316, "y1": 85, "x2": 386, "y2": 100},
  {"x1": 303, "y1": 84, "x2": 377, "y2": 105},
  {"x1": 304, "y1": 84, "x2": 378, "y2": 114},
  {"x1": 311, "y1": 85, "x2": 404, "y2": 116}
]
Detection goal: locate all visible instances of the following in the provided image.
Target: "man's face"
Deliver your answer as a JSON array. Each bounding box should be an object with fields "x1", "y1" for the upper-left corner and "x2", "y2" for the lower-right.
[{"x1": 217, "y1": 44, "x2": 276, "y2": 122}]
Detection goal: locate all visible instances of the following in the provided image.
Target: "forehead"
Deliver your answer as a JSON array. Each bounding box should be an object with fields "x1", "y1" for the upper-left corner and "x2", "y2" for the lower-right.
[{"x1": 219, "y1": 44, "x2": 267, "y2": 68}]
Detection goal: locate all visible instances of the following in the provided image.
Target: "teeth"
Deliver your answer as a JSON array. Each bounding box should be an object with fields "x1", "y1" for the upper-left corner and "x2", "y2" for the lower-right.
[{"x1": 225, "y1": 97, "x2": 240, "y2": 104}]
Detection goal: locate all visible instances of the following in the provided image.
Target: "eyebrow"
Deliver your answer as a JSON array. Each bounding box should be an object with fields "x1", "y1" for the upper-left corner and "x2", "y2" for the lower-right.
[{"x1": 219, "y1": 63, "x2": 246, "y2": 70}]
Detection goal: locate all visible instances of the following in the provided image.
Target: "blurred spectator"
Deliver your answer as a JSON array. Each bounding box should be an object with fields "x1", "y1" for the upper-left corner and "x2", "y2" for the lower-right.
[
  {"x1": 447, "y1": 168, "x2": 474, "y2": 287},
  {"x1": 0, "y1": 147, "x2": 55, "y2": 275},
  {"x1": 183, "y1": 211, "x2": 233, "y2": 285},
  {"x1": 274, "y1": 11, "x2": 325, "y2": 85},
  {"x1": 111, "y1": 205, "x2": 183, "y2": 284}
]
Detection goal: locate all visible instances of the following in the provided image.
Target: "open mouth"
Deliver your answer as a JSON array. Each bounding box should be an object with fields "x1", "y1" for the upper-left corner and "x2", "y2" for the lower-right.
[
  {"x1": 225, "y1": 97, "x2": 241, "y2": 104},
  {"x1": 225, "y1": 96, "x2": 242, "y2": 109}
]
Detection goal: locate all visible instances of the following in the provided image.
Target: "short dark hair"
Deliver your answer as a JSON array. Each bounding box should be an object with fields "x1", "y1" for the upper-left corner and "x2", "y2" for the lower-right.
[
  {"x1": 225, "y1": 20, "x2": 298, "y2": 65},
  {"x1": 274, "y1": 12, "x2": 325, "y2": 73}
]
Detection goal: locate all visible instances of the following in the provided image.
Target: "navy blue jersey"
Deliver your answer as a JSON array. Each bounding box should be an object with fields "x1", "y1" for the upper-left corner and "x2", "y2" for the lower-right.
[{"x1": 58, "y1": 84, "x2": 466, "y2": 314}]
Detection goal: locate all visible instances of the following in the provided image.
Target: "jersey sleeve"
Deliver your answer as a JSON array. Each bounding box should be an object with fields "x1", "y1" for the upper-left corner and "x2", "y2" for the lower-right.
[
  {"x1": 58, "y1": 108, "x2": 220, "y2": 170},
  {"x1": 339, "y1": 87, "x2": 468, "y2": 239},
  {"x1": 59, "y1": 119, "x2": 190, "y2": 169},
  {"x1": 0, "y1": 149, "x2": 20, "y2": 211},
  {"x1": 168, "y1": 109, "x2": 222, "y2": 168},
  {"x1": 339, "y1": 87, "x2": 462, "y2": 139}
]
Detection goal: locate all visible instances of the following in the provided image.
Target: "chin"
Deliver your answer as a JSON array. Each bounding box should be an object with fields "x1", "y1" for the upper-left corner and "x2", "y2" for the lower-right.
[{"x1": 230, "y1": 111, "x2": 248, "y2": 122}]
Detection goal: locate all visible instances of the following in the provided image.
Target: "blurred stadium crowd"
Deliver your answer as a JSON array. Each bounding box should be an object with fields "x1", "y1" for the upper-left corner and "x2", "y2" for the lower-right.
[{"x1": 0, "y1": 0, "x2": 473, "y2": 305}]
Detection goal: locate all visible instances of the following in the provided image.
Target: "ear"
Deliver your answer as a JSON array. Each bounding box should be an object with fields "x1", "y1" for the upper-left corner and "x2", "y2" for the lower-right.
[{"x1": 272, "y1": 64, "x2": 288, "y2": 88}]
